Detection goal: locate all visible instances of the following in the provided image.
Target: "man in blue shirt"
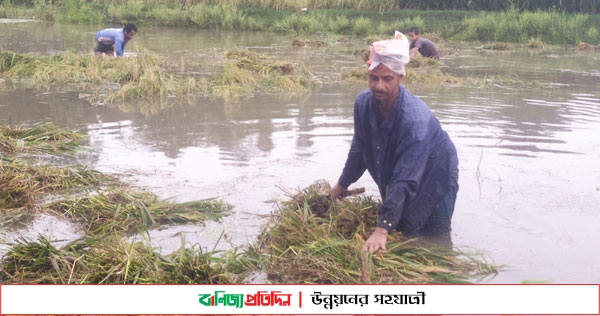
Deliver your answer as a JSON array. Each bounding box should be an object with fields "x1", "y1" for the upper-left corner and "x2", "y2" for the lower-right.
[
  {"x1": 94, "y1": 23, "x2": 137, "y2": 57},
  {"x1": 332, "y1": 33, "x2": 459, "y2": 253}
]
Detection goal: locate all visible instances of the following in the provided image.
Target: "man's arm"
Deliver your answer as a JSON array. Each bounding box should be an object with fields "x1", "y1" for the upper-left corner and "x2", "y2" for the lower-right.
[
  {"x1": 114, "y1": 33, "x2": 125, "y2": 57},
  {"x1": 410, "y1": 47, "x2": 419, "y2": 58},
  {"x1": 378, "y1": 120, "x2": 432, "y2": 233},
  {"x1": 363, "y1": 123, "x2": 431, "y2": 253},
  {"x1": 335, "y1": 100, "x2": 367, "y2": 197}
]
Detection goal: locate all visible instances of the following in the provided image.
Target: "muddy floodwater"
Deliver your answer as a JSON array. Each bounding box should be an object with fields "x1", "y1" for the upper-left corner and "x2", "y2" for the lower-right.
[{"x1": 1, "y1": 22, "x2": 600, "y2": 284}]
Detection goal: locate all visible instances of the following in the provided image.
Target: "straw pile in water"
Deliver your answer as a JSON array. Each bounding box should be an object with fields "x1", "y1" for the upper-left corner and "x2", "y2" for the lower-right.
[
  {"x1": 0, "y1": 122, "x2": 85, "y2": 155},
  {"x1": 256, "y1": 180, "x2": 498, "y2": 284},
  {"x1": 0, "y1": 123, "x2": 232, "y2": 232},
  {"x1": 0, "y1": 235, "x2": 248, "y2": 284},
  {"x1": 1, "y1": 122, "x2": 244, "y2": 284}
]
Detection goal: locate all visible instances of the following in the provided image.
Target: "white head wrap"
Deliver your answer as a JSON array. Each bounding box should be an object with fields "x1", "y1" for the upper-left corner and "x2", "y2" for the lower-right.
[{"x1": 367, "y1": 31, "x2": 410, "y2": 76}]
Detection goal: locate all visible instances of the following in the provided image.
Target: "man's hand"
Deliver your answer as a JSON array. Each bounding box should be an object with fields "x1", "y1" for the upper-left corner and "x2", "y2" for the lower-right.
[
  {"x1": 363, "y1": 227, "x2": 388, "y2": 253},
  {"x1": 331, "y1": 183, "x2": 348, "y2": 199}
]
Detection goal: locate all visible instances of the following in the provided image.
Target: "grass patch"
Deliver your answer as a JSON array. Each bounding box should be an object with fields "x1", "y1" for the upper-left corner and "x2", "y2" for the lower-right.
[
  {"x1": 0, "y1": 48, "x2": 200, "y2": 103},
  {"x1": 47, "y1": 190, "x2": 232, "y2": 235},
  {"x1": 0, "y1": 122, "x2": 241, "y2": 285},
  {"x1": 291, "y1": 37, "x2": 330, "y2": 47},
  {"x1": 341, "y1": 58, "x2": 461, "y2": 87},
  {"x1": 1, "y1": 123, "x2": 232, "y2": 233},
  {"x1": 481, "y1": 41, "x2": 513, "y2": 50},
  {"x1": 1, "y1": 48, "x2": 313, "y2": 104},
  {"x1": 0, "y1": 235, "x2": 247, "y2": 284},
  {"x1": 210, "y1": 49, "x2": 314, "y2": 98},
  {"x1": 254, "y1": 180, "x2": 498, "y2": 284},
  {"x1": 0, "y1": 122, "x2": 86, "y2": 155}
]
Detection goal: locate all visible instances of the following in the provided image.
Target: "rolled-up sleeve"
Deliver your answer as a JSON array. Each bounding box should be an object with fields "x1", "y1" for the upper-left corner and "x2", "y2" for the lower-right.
[
  {"x1": 114, "y1": 37, "x2": 125, "y2": 56},
  {"x1": 338, "y1": 99, "x2": 367, "y2": 188}
]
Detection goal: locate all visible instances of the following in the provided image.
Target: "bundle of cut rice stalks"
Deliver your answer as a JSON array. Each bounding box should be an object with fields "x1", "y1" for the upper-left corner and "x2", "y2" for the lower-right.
[{"x1": 255, "y1": 180, "x2": 498, "y2": 284}]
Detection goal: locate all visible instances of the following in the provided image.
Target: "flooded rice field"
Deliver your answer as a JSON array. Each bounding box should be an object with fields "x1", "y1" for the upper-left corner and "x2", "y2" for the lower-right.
[{"x1": 1, "y1": 22, "x2": 600, "y2": 283}]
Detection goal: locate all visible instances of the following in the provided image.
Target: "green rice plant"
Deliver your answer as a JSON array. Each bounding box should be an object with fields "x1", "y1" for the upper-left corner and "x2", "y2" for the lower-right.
[
  {"x1": 329, "y1": 14, "x2": 352, "y2": 34},
  {"x1": 188, "y1": 3, "x2": 246, "y2": 30},
  {"x1": 0, "y1": 122, "x2": 85, "y2": 155},
  {"x1": 404, "y1": 68, "x2": 462, "y2": 86},
  {"x1": 407, "y1": 57, "x2": 440, "y2": 68},
  {"x1": 341, "y1": 67, "x2": 367, "y2": 82},
  {"x1": 56, "y1": 0, "x2": 105, "y2": 24},
  {"x1": 584, "y1": 27, "x2": 599, "y2": 45},
  {"x1": 0, "y1": 160, "x2": 111, "y2": 210},
  {"x1": 47, "y1": 190, "x2": 233, "y2": 235},
  {"x1": 0, "y1": 235, "x2": 244, "y2": 284},
  {"x1": 455, "y1": 9, "x2": 596, "y2": 45},
  {"x1": 0, "y1": 236, "x2": 73, "y2": 283},
  {"x1": 209, "y1": 49, "x2": 314, "y2": 98},
  {"x1": 0, "y1": 51, "x2": 39, "y2": 73},
  {"x1": 255, "y1": 180, "x2": 498, "y2": 284},
  {"x1": 352, "y1": 16, "x2": 371, "y2": 36}
]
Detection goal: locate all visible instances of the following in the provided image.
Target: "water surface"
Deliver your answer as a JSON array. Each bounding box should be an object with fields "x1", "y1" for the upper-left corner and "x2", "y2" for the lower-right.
[{"x1": 1, "y1": 22, "x2": 599, "y2": 283}]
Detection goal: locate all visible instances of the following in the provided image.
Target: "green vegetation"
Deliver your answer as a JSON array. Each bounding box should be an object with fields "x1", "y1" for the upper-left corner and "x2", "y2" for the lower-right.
[
  {"x1": 0, "y1": 122, "x2": 232, "y2": 232},
  {"x1": 254, "y1": 180, "x2": 498, "y2": 284},
  {"x1": 455, "y1": 9, "x2": 600, "y2": 45},
  {"x1": 342, "y1": 57, "x2": 462, "y2": 87},
  {"x1": 1, "y1": 123, "x2": 499, "y2": 284},
  {"x1": 0, "y1": 48, "x2": 314, "y2": 104},
  {"x1": 0, "y1": 122, "x2": 86, "y2": 155},
  {"x1": 3, "y1": 0, "x2": 600, "y2": 44},
  {"x1": 0, "y1": 48, "x2": 199, "y2": 102},
  {"x1": 210, "y1": 49, "x2": 313, "y2": 99},
  {"x1": 1, "y1": 235, "x2": 249, "y2": 284},
  {"x1": 1, "y1": 122, "x2": 244, "y2": 284}
]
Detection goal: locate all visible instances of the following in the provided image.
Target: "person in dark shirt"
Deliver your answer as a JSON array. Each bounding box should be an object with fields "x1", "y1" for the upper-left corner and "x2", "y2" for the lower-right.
[
  {"x1": 331, "y1": 32, "x2": 458, "y2": 253},
  {"x1": 407, "y1": 27, "x2": 439, "y2": 60},
  {"x1": 94, "y1": 23, "x2": 137, "y2": 57}
]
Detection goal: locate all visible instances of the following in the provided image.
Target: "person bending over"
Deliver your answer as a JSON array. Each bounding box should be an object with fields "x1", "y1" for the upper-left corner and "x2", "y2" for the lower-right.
[
  {"x1": 332, "y1": 32, "x2": 458, "y2": 253},
  {"x1": 94, "y1": 23, "x2": 137, "y2": 57},
  {"x1": 407, "y1": 26, "x2": 439, "y2": 60}
]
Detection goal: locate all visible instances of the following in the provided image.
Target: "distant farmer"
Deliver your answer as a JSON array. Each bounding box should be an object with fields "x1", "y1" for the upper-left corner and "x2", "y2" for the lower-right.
[
  {"x1": 332, "y1": 32, "x2": 458, "y2": 253},
  {"x1": 407, "y1": 27, "x2": 439, "y2": 60},
  {"x1": 94, "y1": 23, "x2": 137, "y2": 57}
]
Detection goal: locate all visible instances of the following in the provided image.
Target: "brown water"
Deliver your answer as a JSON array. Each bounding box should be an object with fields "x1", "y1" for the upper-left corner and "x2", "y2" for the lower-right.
[{"x1": 1, "y1": 22, "x2": 600, "y2": 284}]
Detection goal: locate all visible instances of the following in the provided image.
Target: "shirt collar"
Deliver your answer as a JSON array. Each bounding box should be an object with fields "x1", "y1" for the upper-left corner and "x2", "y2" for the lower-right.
[{"x1": 369, "y1": 86, "x2": 403, "y2": 131}]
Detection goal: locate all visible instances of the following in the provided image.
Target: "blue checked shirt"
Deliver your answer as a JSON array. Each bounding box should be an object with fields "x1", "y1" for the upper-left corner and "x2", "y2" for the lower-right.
[{"x1": 338, "y1": 86, "x2": 458, "y2": 233}]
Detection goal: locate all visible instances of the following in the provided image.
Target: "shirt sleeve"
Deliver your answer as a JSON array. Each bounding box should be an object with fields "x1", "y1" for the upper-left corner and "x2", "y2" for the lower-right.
[
  {"x1": 413, "y1": 38, "x2": 423, "y2": 49},
  {"x1": 114, "y1": 33, "x2": 125, "y2": 57},
  {"x1": 338, "y1": 100, "x2": 367, "y2": 188},
  {"x1": 377, "y1": 120, "x2": 431, "y2": 233}
]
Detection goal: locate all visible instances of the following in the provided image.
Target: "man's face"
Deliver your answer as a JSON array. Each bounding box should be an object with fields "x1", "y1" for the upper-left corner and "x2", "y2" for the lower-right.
[
  {"x1": 368, "y1": 64, "x2": 402, "y2": 106},
  {"x1": 407, "y1": 32, "x2": 417, "y2": 43},
  {"x1": 124, "y1": 30, "x2": 137, "y2": 40}
]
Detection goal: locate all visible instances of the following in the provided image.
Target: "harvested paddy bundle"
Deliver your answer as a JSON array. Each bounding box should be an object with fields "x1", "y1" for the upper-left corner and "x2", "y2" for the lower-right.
[
  {"x1": 47, "y1": 190, "x2": 232, "y2": 234},
  {"x1": 0, "y1": 235, "x2": 240, "y2": 284},
  {"x1": 0, "y1": 48, "x2": 200, "y2": 102},
  {"x1": 0, "y1": 159, "x2": 111, "y2": 217},
  {"x1": 256, "y1": 180, "x2": 497, "y2": 284},
  {"x1": 0, "y1": 123, "x2": 233, "y2": 234},
  {"x1": 0, "y1": 122, "x2": 85, "y2": 155},
  {"x1": 210, "y1": 49, "x2": 314, "y2": 98},
  {"x1": 0, "y1": 122, "x2": 243, "y2": 285}
]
